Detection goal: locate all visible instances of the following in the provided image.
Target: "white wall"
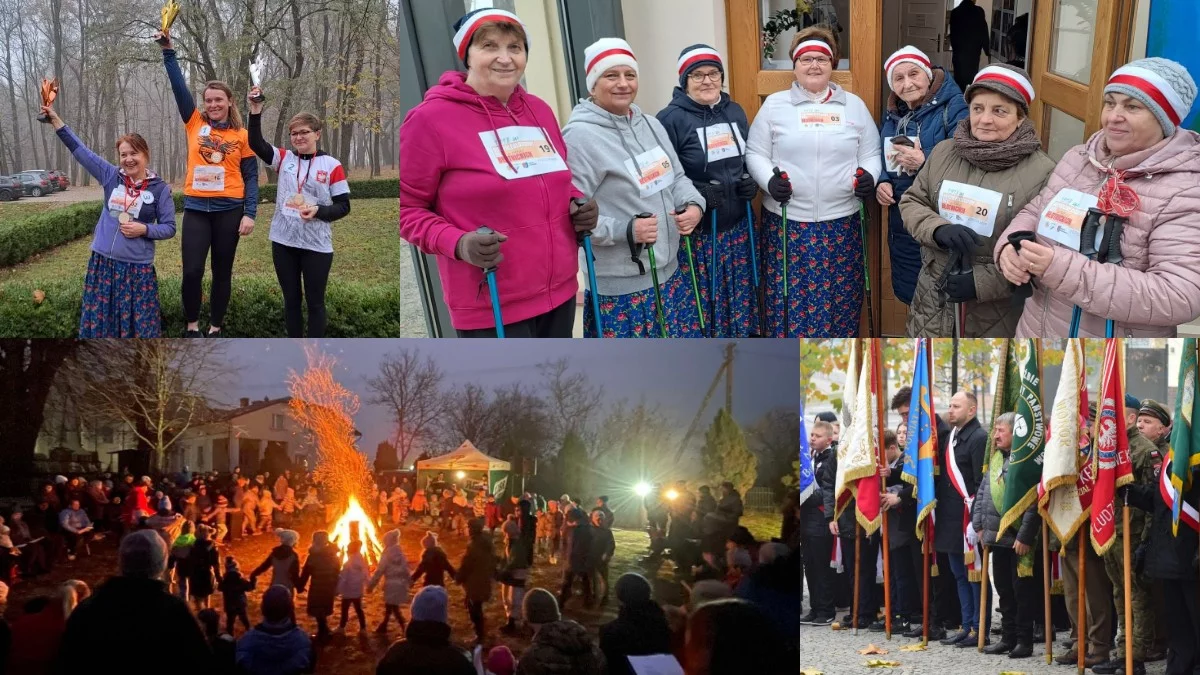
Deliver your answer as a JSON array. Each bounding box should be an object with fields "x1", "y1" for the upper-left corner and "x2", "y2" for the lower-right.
[
  {"x1": 516, "y1": 0, "x2": 575, "y2": 124},
  {"x1": 620, "y1": 0, "x2": 728, "y2": 116}
]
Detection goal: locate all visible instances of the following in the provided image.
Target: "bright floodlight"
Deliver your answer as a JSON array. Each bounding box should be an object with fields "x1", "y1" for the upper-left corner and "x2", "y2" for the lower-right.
[
  {"x1": 634, "y1": 481, "x2": 652, "y2": 497},
  {"x1": 455, "y1": 470, "x2": 466, "y2": 480},
  {"x1": 665, "y1": 488, "x2": 679, "y2": 501}
]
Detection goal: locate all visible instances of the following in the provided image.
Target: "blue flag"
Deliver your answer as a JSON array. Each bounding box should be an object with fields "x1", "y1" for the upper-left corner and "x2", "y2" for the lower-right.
[
  {"x1": 900, "y1": 338, "x2": 938, "y2": 537},
  {"x1": 799, "y1": 402, "x2": 816, "y2": 504}
]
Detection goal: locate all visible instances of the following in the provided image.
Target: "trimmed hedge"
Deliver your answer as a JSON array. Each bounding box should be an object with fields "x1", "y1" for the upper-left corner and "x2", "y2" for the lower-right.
[
  {"x1": 0, "y1": 178, "x2": 398, "y2": 267},
  {"x1": 0, "y1": 275, "x2": 400, "y2": 337}
]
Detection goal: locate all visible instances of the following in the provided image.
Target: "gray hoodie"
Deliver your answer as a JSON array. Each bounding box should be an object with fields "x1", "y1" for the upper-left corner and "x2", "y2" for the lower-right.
[{"x1": 563, "y1": 100, "x2": 705, "y2": 296}]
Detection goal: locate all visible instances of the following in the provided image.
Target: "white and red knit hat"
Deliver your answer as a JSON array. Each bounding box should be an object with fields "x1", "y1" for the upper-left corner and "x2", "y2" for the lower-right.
[
  {"x1": 585, "y1": 38, "x2": 638, "y2": 92},
  {"x1": 791, "y1": 39, "x2": 833, "y2": 64},
  {"x1": 884, "y1": 46, "x2": 933, "y2": 83},
  {"x1": 1105, "y1": 58, "x2": 1197, "y2": 137},
  {"x1": 451, "y1": 8, "x2": 527, "y2": 64},
  {"x1": 967, "y1": 64, "x2": 1036, "y2": 114}
]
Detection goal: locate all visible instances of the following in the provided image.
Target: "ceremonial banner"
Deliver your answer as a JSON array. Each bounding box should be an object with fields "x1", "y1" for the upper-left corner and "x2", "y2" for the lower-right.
[
  {"x1": 1166, "y1": 338, "x2": 1200, "y2": 534},
  {"x1": 1090, "y1": 339, "x2": 1133, "y2": 556},
  {"x1": 799, "y1": 402, "x2": 816, "y2": 505},
  {"x1": 1038, "y1": 338, "x2": 1091, "y2": 540},
  {"x1": 834, "y1": 339, "x2": 879, "y2": 531},
  {"x1": 900, "y1": 338, "x2": 938, "y2": 538},
  {"x1": 997, "y1": 339, "x2": 1045, "y2": 536}
]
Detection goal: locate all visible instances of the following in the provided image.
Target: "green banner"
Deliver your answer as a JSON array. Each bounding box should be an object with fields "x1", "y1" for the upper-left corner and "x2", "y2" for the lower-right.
[{"x1": 998, "y1": 338, "x2": 1045, "y2": 536}]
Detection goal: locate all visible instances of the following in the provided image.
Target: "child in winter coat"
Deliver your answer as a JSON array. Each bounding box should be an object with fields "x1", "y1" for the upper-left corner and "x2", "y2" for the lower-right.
[
  {"x1": 366, "y1": 529, "x2": 411, "y2": 633},
  {"x1": 242, "y1": 487, "x2": 259, "y2": 535},
  {"x1": 218, "y1": 556, "x2": 256, "y2": 633},
  {"x1": 428, "y1": 494, "x2": 441, "y2": 528},
  {"x1": 257, "y1": 491, "x2": 277, "y2": 532},
  {"x1": 410, "y1": 488, "x2": 427, "y2": 523},
  {"x1": 410, "y1": 531, "x2": 456, "y2": 588},
  {"x1": 335, "y1": 540, "x2": 370, "y2": 633},
  {"x1": 235, "y1": 585, "x2": 314, "y2": 675},
  {"x1": 250, "y1": 529, "x2": 301, "y2": 592},
  {"x1": 535, "y1": 509, "x2": 553, "y2": 560},
  {"x1": 485, "y1": 495, "x2": 502, "y2": 533},
  {"x1": 297, "y1": 531, "x2": 340, "y2": 640},
  {"x1": 377, "y1": 490, "x2": 391, "y2": 529},
  {"x1": 186, "y1": 524, "x2": 221, "y2": 609},
  {"x1": 393, "y1": 489, "x2": 409, "y2": 525},
  {"x1": 276, "y1": 488, "x2": 297, "y2": 528},
  {"x1": 168, "y1": 520, "x2": 196, "y2": 599}
]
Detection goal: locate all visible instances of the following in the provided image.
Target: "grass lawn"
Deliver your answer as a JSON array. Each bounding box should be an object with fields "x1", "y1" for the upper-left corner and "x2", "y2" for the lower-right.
[
  {"x1": 0, "y1": 200, "x2": 74, "y2": 221},
  {"x1": 0, "y1": 199, "x2": 399, "y2": 286}
]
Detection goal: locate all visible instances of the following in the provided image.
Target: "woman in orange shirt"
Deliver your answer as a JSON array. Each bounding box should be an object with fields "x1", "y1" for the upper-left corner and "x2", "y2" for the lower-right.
[{"x1": 156, "y1": 31, "x2": 259, "y2": 337}]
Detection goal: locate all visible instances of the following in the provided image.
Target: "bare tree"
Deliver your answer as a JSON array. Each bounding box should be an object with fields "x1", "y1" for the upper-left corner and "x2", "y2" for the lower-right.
[
  {"x1": 433, "y1": 383, "x2": 496, "y2": 452},
  {"x1": 365, "y1": 349, "x2": 443, "y2": 470},
  {"x1": 538, "y1": 358, "x2": 603, "y2": 450}
]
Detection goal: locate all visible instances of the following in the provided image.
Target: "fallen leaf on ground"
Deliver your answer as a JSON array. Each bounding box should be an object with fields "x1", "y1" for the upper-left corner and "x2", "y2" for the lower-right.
[
  {"x1": 899, "y1": 644, "x2": 927, "y2": 652},
  {"x1": 864, "y1": 659, "x2": 901, "y2": 668},
  {"x1": 32, "y1": 289, "x2": 45, "y2": 304},
  {"x1": 858, "y1": 644, "x2": 888, "y2": 655},
  {"x1": 830, "y1": 622, "x2": 843, "y2": 630},
  {"x1": 799, "y1": 670, "x2": 823, "y2": 675}
]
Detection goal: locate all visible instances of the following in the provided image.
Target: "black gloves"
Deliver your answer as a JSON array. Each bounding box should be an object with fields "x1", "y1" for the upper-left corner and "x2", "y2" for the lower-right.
[
  {"x1": 767, "y1": 170, "x2": 792, "y2": 203},
  {"x1": 735, "y1": 174, "x2": 758, "y2": 201},
  {"x1": 853, "y1": 168, "x2": 875, "y2": 201},
  {"x1": 933, "y1": 223, "x2": 984, "y2": 257},
  {"x1": 570, "y1": 198, "x2": 598, "y2": 235},
  {"x1": 944, "y1": 270, "x2": 977, "y2": 303},
  {"x1": 456, "y1": 229, "x2": 507, "y2": 268},
  {"x1": 696, "y1": 182, "x2": 725, "y2": 213}
]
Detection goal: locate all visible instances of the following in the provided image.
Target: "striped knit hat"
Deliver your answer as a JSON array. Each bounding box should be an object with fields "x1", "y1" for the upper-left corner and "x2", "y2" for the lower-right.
[
  {"x1": 1105, "y1": 58, "x2": 1197, "y2": 137},
  {"x1": 791, "y1": 38, "x2": 833, "y2": 64},
  {"x1": 677, "y1": 44, "x2": 723, "y2": 89},
  {"x1": 585, "y1": 38, "x2": 638, "y2": 92},
  {"x1": 966, "y1": 64, "x2": 1036, "y2": 115},
  {"x1": 884, "y1": 45, "x2": 933, "y2": 83},
  {"x1": 451, "y1": 8, "x2": 528, "y2": 66}
]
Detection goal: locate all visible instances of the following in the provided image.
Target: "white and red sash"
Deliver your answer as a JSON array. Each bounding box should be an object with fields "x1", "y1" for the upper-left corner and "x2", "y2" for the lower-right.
[
  {"x1": 1159, "y1": 456, "x2": 1200, "y2": 532},
  {"x1": 945, "y1": 428, "x2": 982, "y2": 572}
]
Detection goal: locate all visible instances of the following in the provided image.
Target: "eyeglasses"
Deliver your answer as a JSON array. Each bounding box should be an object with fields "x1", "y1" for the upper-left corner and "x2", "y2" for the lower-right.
[
  {"x1": 797, "y1": 56, "x2": 832, "y2": 67},
  {"x1": 290, "y1": 129, "x2": 314, "y2": 137},
  {"x1": 688, "y1": 71, "x2": 723, "y2": 83}
]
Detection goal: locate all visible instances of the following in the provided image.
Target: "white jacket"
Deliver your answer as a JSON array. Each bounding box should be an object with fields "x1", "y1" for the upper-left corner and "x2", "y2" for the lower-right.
[{"x1": 746, "y1": 82, "x2": 882, "y2": 223}]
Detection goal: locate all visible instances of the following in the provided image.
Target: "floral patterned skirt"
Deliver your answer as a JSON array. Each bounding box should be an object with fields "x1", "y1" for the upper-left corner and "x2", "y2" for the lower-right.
[
  {"x1": 79, "y1": 251, "x2": 162, "y2": 338},
  {"x1": 683, "y1": 212, "x2": 761, "y2": 337},
  {"x1": 761, "y1": 210, "x2": 864, "y2": 338},
  {"x1": 584, "y1": 268, "x2": 704, "y2": 338}
]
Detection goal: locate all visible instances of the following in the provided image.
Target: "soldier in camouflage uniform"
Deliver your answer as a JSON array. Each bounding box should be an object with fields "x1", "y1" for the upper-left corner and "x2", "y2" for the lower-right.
[
  {"x1": 1093, "y1": 396, "x2": 1159, "y2": 675},
  {"x1": 1135, "y1": 400, "x2": 1171, "y2": 664}
]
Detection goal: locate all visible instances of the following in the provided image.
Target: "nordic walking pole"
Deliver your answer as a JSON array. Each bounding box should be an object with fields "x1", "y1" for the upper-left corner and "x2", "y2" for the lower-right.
[
  {"x1": 476, "y1": 226, "x2": 504, "y2": 338},
  {"x1": 636, "y1": 212, "x2": 669, "y2": 338},
  {"x1": 574, "y1": 198, "x2": 604, "y2": 338},
  {"x1": 772, "y1": 167, "x2": 790, "y2": 336},
  {"x1": 1043, "y1": 521, "x2": 1053, "y2": 664},
  {"x1": 742, "y1": 173, "x2": 759, "y2": 288},
  {"x1": 853, "y1": 522, "x2": 861, "y2": 636},
  {"x1": 675, "y1": 205, "x2": 706, "y2": 335},
  {"x1": 1123, "y1": 491, "x2": 1133, "y2": 675},
  {"x1": 978, "y1": 544, "x2": 989, "y2": 651},
  {"x1": 708, "y1": 180, "x2": 721, "y2": 337},
  {"x1": 856, "y1": 170, "x2": 875, "y2": 338}
]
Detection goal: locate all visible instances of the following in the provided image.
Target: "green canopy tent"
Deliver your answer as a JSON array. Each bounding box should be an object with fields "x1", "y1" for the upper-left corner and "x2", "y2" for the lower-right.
[{"x1": 415, "y1": 440, "x2": 512, "y2": 497}]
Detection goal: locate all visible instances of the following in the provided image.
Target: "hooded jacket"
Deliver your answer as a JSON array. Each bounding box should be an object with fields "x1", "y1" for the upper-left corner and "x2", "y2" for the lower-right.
[
  {"x1": 598, "y1": 601, "x2": 673, "y2": 675},
  {"x1": 234, "y1": 620, "x2": 313, "y2": 675},
  {"x1": 878, "y1": 68, "x2": 969, "y2": 196},
  {"x1": 995, "y1": 128, "x2": 1200, "y2": 337},
  {"x1": 399, "y1": 71, "x2": 582, "y2": 330},
  {"x1": 55, "y1": 125, "x2": 176, "y2": 265},
  {"x1": 375, "y1": 620, "x2": 475, "y2": 675},
  {"x1": 297, "y1": 543, "x2": 340, "y2": 617},
  {"x1": 562, "y1": 100, "x2": 705, "y2": 296},
  {"x1": 746, "y1": 82, "x2": 882, "y2": 223},
  {"x1": 515, "y1": 620, "x2": 606, "y2": 675},
  {"x1": 368, "y1": 531, "x2": 412, "y2": 606},
  {"x1": 336, "y1": 551, "x2": 369, "y2": 599},
  {"x1": 655, "y1": 89, "x2": 752, "y2": 233},
  {"x1": 251, "y1": 544, "x2": 300, "y2": 591}
]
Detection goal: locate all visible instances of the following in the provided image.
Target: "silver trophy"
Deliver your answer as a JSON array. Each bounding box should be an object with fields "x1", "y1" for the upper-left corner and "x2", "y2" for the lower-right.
[{"x1": 249, "y1": 57, "x2": 266, "y2": 103}]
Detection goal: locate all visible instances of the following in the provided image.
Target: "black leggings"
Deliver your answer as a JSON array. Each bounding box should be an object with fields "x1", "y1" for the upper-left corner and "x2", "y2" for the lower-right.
[
  {"x1": 182, "y1": 208, "x2": 243, "y2": 327},
  {"x1": 271, "y1": 242, "x2": 333, "y2": 337},
  {"x1": 339, "y1": 598, "x2": 365, "y2": 629}
]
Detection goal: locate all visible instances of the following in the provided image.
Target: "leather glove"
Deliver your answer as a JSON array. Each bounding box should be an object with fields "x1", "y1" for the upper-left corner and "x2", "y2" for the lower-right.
[
  {"x1": 455, "y1": 229, "x2": 507, "y2": 269},
  {"x1": 570, "y1": 198, "x2": 598, "y2": 235},
  {"x1": 767, "y1": 171, "x2": 792, "y2": 203},
  {"x1": 697, "y1": 182, "x2": 725, "y2": 213},
  {"x1": 933, "y1": 223, "x2": 983, "y2": 257},
  {"x1": 944, "y1": 270, "x2": 977, "y2": 303},
  {"x1": 735, "y1": 174, "x2": 758, "y2": 201},
  {"x1": 853, "y1": 168, "x2": 875, "y2": 201}
]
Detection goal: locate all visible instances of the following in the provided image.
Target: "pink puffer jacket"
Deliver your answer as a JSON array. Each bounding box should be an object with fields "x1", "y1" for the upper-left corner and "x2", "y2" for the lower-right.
[{"x1": 995, "y1": 129, "x2": 1200, "y2": 337}]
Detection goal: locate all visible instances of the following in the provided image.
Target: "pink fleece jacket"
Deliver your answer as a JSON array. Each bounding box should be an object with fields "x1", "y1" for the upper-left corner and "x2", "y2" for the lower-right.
[
  {"x1": 995, "y1": 129, "x2": 1200, "y2": 337},
  {"x1": 400, "y1": 71, "x2": 583, "y2": 330}
]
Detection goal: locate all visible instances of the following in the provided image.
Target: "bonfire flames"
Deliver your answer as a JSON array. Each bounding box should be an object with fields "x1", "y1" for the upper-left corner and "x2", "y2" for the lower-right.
[{"x1": 288, "y1": 348, "x2": 382, "y2": 563}]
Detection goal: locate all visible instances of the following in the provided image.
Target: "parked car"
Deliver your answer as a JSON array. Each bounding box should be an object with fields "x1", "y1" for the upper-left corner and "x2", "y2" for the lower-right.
[
  {"x1": 16, "y1": 172, "x2": 53, "y2": 197},
  {"x1": 0, "y1": 175, "x2": 22, "y2": 201},
  {"x1": 48, "y1": 169, "x2": 68, "y2": 190},
  {"x1": 21, "y1": 169, "x2": 59, "y2": 192}
]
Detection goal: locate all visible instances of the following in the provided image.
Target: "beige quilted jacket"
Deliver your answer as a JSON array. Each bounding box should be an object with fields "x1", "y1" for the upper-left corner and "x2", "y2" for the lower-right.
[{"x1": 994, "y1": 129, "x2": 1200, "y2": 337}]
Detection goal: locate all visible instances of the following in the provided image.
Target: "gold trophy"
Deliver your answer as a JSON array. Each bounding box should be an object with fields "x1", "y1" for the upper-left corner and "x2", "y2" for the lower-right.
[
  {"x1": 36, "y1": 78, "x2": 58, "y2": 123},
  {"x1": 249, "y1": 56, "x2": 266, "y2": 104},
  {"x1": 156, "y1": 0, "x2": 181, "y2": 45}
]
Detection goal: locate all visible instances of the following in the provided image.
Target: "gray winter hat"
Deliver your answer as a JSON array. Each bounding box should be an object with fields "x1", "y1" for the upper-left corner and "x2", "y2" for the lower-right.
[
  {"x1": 1105, "y1": 58, "x2": 1197, "y2": 138},
  {"x1": 119, "y1": 529, "x2": 168, "y2": 579},
  {"x1": 965, "y1": 63, "x2": 1036, "y2": 116}
]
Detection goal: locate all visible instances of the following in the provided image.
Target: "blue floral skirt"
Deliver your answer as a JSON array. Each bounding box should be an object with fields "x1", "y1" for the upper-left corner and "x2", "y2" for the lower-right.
[
  {"x1": 79, "y1": 251, "x2": 162, "y2": 338},
  {"x1": 761, "y1": 210, "x2": 863, "y2": 338},
  {"x1": 683, "y1": 213, "x2": 761, "y2": 337},
  {"x1": 584, "y1": 267, "x2": 704, "y2": 338}
]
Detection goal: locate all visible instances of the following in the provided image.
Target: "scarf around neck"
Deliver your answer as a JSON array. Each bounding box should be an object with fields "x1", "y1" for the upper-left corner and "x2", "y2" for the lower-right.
[{"x1": 953, "y1": 117, "x2": 1042, "y2": 172}]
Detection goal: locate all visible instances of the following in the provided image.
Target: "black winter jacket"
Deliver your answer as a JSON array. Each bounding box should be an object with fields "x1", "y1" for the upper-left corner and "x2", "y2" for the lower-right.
[{"x1": 934, "y1": 417, "x2": 987, "y2": 554}]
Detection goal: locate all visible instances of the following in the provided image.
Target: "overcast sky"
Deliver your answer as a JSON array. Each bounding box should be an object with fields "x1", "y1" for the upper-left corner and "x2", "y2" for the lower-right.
[{"x1": 215, "y1": 339, "x2": 799, "y2": 454}]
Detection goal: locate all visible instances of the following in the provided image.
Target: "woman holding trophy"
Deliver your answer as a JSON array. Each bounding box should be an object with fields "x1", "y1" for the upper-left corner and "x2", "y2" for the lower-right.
[
  {"x1": 154, "y1": 23, "x2": 259, "y2": 338},
  {"x1": 246, "y1": 72, "x2": 352, "y2": 338},
  {"x1": 39, "y1": 103, "x2": 176, "y2": 337}
]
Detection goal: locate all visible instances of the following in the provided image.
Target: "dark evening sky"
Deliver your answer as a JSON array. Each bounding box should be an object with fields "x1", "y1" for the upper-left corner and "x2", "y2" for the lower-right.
[{"x1": 215, "y1": 339, "x2": 799, "y2": 455}]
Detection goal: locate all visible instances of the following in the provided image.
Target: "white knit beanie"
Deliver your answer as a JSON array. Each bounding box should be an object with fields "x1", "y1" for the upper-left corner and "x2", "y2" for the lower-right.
[
  {"x1": 585, "y1": 37, "x2": 638, "y2": 93},
  {"x1": 884, "y1": 46, "x2": 933, "y2": 84},
  {"x1": 1105, "y1": 57, "x2": 1197, "y2": 137}
]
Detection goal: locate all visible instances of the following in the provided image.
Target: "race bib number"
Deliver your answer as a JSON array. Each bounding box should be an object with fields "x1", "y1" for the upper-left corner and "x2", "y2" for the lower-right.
[
  {"x1": 798, "y1": 104, "x2": 843, "y2": 131},
  {"x1": 623, "y1": 145, "x2": 674, "y2": 197},
  {"x1": 938, "y1": 181, "x2": 1003, "y2": 238},
  {"x1": 696, "y1": 123, "x2": 746, "y2": 162},
  {"x1": 479, "y1": 126, "x2": 568, "y2": 180},
  {"x1": 106, "y1": 188, "x2": 144, "y2": 220},
  {"x1": 1037, "y1": 188, "x2": 1101, "y2": 250},
  {"x1": 885, "y1": 136, "x2": 921, "y2": 175},
  {"x1": 192, "y1": 165, "x2": 226, "y2": 192}
]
